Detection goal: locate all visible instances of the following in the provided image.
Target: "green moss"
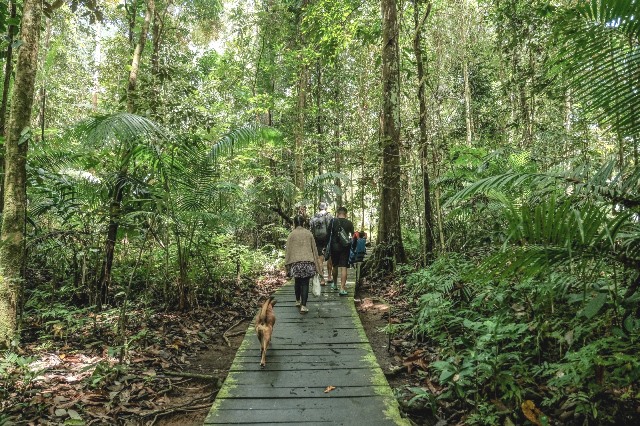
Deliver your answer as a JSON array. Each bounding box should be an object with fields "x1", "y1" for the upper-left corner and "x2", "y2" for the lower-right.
[{"x1": 346, "y1": 276, "x2": 410, "y2": 424}]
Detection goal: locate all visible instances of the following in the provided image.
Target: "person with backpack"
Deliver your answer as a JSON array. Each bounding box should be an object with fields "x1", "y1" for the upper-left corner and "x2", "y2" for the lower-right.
[
  {"x1": 328, "y1": 206, "x2": 354, "y2": 296},
  {"x1": 349, "y1": 231, "x2": 367, "y2": 266},
  {"x1": 309, "y1": 202, "x2": 332, "y2": 285}
]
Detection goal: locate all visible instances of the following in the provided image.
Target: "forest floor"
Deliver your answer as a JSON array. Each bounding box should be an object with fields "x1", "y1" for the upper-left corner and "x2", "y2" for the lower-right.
[{"x1": 0, "y1": 272, "x2": 434, "y2": 426}]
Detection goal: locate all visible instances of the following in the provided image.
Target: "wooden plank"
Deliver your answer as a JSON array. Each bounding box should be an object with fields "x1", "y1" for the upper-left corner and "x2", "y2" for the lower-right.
[
  {"x1": 230, "y1": 360, "x2": 380, "y2": 372},
  {"x1": 249, "y1": 328, "x2": 364, "y2": 340},
  {"x1": 225, "y1": 368, "x2": 380, "y2": 387},
  {"x1": 240, "y1": 335, "x2": 367, "y2": 347},
  {"x1": 213, "y1": 385, "x2": 392, "y2": 399},
  {"x1": 210, "y1": 395, "x2": 393, "y2": 410},
  {"x1": 205, "y1": 397, "x2": 394, "y2": 425},
  {"x1": 236, "y1": 342, "x2": 370, "y2": 350},
  {"x1": 234, "y1": 350, "x2": 372, "y2": 361}
]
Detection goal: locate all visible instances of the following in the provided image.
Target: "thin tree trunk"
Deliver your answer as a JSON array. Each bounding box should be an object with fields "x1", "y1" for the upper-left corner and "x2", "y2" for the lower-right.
[
  {"x1": 0, "y1": 0, "x2": 42, "y2": 349},
  {"x1": 334, "y1": 117, "x2": 343, "y2": 207},
  {"x1": 463, "y1": 60, "x2": 473, "y2": 146},
  {"x1": 376, "y1": 0, "x2": 406, "y2": 270},
  {"x1": 39, "y1": 87, "x2": 45, "y2": 142},
  {"x1": 126, "y1": 0, "x2": 154, "y2": 114},
  {"x1": 528, "y1": 47, "x2": 535, "y2": 144},
  {"x1": 295, "y1": 63, "x2": 307, "y2": 189},
  {"x1": 315, "y1": 61, "x2": 326, "y2": 203},
  {"x1": 434, "y1": 186, "x2": 446, "y2": 251},
  {"x1": 564, "y1": 88, "x2": 571, "y2": 133},
  {"x1": 413, "y1": 0, "x2": 434, "y2": 264},
  {"x1": 92, "y1": 19, "x2": 102, "y2": 111}
]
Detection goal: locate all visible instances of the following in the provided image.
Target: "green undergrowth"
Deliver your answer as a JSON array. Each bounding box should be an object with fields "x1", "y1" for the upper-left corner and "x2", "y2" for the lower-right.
[{"x1": 399, "y1": 254, "x2": 640, "y2": 425}]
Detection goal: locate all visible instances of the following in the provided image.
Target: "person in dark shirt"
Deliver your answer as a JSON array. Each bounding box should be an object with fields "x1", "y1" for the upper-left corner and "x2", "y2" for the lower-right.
[{"x1": 329, "y1": 206, "x2": 354, "y2": 296}]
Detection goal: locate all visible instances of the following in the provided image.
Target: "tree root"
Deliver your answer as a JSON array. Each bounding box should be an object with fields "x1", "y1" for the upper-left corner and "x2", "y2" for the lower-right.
[{"x1": 223, "y1": 318, "x2": 249, "y2": 346}]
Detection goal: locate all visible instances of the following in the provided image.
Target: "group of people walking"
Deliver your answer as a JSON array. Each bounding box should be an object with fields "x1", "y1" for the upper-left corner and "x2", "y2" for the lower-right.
[{"x1": 284, "y1": 202, "x2": 367, "y2": 314}]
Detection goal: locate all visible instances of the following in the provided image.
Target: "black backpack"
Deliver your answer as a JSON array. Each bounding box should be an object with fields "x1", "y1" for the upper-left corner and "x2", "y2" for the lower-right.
[
  {"x1": 333, "y1": 219, "x2": 351, "y2": 248},
  {"x1": 310, "y1": 212, "x2": 329, "y2": 240}
]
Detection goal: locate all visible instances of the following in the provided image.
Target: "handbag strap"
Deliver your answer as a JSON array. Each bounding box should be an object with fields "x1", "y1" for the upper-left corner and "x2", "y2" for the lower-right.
[{"x1": 328, "y1": 218, "x2": 334, "y2": 244}]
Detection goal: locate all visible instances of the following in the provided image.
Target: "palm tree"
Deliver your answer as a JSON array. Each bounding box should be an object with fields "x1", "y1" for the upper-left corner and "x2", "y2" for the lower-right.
[
  {"x1": 61, "y1": 116, "x2": 280, "y2": 309},
  {"x1": 447, "y1": 0, "x2": 640, "y2": 331}
]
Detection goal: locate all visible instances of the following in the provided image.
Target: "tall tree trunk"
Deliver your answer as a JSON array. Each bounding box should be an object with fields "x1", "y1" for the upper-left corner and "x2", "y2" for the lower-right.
[
  {"x1": 150, "y1": 1, "x2": 169, "y2": 118},
  {"x1": 0, "y1": 0, "x2": 17, "y2": 136},
  {"x1": 0, "y1": 0, "x2": 18, "y2": 214},
  {"x1": 0, "y1": 0, "x2": 42, "y2": 349},
  {"x1": 294, "y1": 0, "x2": 309, "y2": 190},
  {"x1": 126, "y1": 0, "x2": 154, "y2": 114},
  {"x1": 96, "y1": 175, "x2": 127, "y2": 308},
  {"x1": 97, "y1": 0, "x2": 154, "y2": 309},
  {"x1": 376, "y1": 0, "x2": 406, "y2": 270},
  {"x1": 412, "y1": 0, "x2": 434, "y2": 264}
]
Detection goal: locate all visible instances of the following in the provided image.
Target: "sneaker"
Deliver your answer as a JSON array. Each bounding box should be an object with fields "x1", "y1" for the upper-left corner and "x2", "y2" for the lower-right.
[
  {"x1": 330, "y1": 282, "x2": 337, "y2": 291},
  {"x1": 300, "y1": 306, "x2": 309, "y2": 313},
  {"x1": 295, "y1": 300, "x2": 301, "y2": 307},
  {"x1": 339, "y1": 289, "x2": 348, "y2": 296}
]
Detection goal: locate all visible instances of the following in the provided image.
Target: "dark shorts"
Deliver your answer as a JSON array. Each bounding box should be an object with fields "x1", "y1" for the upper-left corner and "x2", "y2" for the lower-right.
[
  {"x1": 315, "y1": 239, "x2": 328, "y2": 255},
  {"x1": 330, "y1": 246, "x2": 350, "y2": 268}
]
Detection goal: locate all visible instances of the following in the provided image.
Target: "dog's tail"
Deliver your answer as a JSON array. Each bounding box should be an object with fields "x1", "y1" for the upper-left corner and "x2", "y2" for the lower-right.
[{"x1": 258, "y1": 296, "x2": 276, "y2": 322}]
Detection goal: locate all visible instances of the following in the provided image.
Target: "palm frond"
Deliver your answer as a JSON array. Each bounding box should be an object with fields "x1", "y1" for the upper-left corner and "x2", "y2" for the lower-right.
[
  {"x1": 551, "y1": 0, "x2": 640, "y2": 137},
  {"x1": 479, "y1": 196, "x2": 638, "y2": 285},
  {"x1": 444, "y1": 172, "x2": 557, "y2": 207},
  {"x1": 307, "y1": 172, "x2": 351, "y2": 187},
  {"x1": 447, "y1": 161, "x2": 640, "y2": 209},
  {"x1": 68, "y1": 112, "x2": 168, "y2": 147},
  {"x1": 208, "y1": 123, "x2": 282, "y2": 162},
  {"x1": 504, "y1": 196, "x2": 632, "y2": 248}
]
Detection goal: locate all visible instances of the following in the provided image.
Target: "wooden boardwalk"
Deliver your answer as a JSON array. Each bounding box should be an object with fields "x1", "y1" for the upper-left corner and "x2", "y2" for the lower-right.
[{"x1": 205, "y1": 268, "x2": 409, "y2": 425}]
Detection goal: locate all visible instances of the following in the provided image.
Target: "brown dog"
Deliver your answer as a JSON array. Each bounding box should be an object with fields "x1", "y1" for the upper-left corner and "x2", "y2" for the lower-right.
[{"x1": 255, "y1": 297, "x2": 276, "y2": 368}]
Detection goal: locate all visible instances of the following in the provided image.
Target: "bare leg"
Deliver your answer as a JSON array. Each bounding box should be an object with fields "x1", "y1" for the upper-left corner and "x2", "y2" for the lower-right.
[
  {"x1": 318, "y1": 257, "x2": 326, "y2": 283},
  {"x1": 340, "y1": 267, "x2": 347, "y2": 290},
  {"x1": 327, "y1": 257, "x2": 334, "y2": 281}
]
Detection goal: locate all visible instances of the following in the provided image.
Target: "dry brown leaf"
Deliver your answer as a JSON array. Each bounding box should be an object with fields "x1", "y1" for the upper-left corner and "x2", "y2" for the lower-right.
[
  {"x1": 402, "y1": 349, "x2": 428, "y2": 374},
  {"x1": 323, "y1": 386, "x2": 336, "y2": 393},
  {"x1": 521, "y1": 400, "x2": 546, "y2": 426}
]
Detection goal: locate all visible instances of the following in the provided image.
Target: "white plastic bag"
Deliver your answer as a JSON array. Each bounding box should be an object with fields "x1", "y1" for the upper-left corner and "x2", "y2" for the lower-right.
[{"x1": 312, "y1": 275, "x2": 321, "y2": 297}]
